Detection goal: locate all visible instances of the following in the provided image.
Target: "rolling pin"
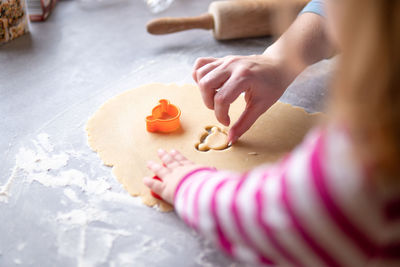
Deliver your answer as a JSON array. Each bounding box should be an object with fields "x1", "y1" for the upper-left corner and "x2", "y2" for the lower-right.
[{"x1": 147, "y1": 0, "x2": 310, "y2": 40}]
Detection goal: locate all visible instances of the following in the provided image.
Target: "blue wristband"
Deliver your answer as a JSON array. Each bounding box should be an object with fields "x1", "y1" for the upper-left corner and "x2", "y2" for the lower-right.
[{"x1": 300, "y1": 0, "x2": 325, "y2": 17}]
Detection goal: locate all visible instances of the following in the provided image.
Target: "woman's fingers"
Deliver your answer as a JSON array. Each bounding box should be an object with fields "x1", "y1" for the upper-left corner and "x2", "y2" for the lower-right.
[
  {"x1": 146, "y1": 160, "x2": 170, "y2": 179},
  {"x1": 143, "y1": 177, "x2": 164, "y2": 196},
  {"x1": 158, "y1": 149, "x2": 181, "y2": 169},
  {"x1": 196, "y1": 61, "x2": 223, "y2": 84},
  {"x1": 193, "y1": 57, "x2": 216, "y2": 71},
  {"x1": 170, "y1": 150, "x2": 193, "y2": 166},
  {"x1": 228, "y1": 102, "x2": 266, "y2": 143},
  {"x1": 198, "y1": 68, "x2": 230, "y2": 110},
  {"x1": 192, "y1": 57, "x2": 217, "y2": 82},
  {"x1": 213, "y1": 74, "x2": 247, "y2": 126}
]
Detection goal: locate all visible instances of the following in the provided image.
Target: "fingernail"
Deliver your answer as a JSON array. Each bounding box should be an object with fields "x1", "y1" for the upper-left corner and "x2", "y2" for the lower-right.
[
  {"x1": 229, "y1": 135, "x2": 237, "y2": 144},
  {"x1": 233, "y1": 136, "x2": 238, "y2": 143},
  {"x1": 221, "y1": 117, "x2": 230, "y2": 127}
]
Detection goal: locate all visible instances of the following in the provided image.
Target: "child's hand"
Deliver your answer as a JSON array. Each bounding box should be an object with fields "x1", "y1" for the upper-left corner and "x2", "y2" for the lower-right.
[
  {"x1": 144, "y1": 149, "x2": 205, "y2": 204},
  {"x1": 192, "y1": 54, "x2": 291, "y2": 143}
]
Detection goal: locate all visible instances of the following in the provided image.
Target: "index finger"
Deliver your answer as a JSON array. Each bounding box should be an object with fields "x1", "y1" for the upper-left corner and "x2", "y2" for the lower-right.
[
  {"x1": 213, "y1": 75, "x2": 247, "y2": 126},
  {"x1": 228, "y1": 101, "x2": 266, "y2": 143},
  {"x1": 192, "y1": 57, "x2": 217, "y2": 82}
]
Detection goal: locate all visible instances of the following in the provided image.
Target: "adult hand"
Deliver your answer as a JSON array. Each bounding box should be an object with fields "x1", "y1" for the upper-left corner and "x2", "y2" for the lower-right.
[{"x1": 192, "y1": 54, "x2": 290, "y2": 143}]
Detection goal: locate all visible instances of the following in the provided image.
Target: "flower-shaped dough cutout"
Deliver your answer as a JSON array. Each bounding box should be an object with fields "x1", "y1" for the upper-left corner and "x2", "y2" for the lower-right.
[{"x1": 196, "y1": 126, "x2": 230, "y2": 152}]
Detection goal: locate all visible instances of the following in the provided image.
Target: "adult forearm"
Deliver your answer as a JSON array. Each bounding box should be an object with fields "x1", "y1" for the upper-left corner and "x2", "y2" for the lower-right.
[{"x1": 264, "y1": 12, "x2": 335, "y2": 81}]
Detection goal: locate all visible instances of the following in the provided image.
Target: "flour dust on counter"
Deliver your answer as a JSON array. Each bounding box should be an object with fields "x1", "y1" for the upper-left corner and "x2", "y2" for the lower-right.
[{"x1": 0, "y1": 133, "x2": 188, "y2": 267}]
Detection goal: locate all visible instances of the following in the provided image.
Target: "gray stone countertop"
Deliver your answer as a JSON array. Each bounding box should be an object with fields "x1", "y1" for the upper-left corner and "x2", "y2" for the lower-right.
[{"x1": 0, "y1": 0, "x2": 332, "y2": 266}]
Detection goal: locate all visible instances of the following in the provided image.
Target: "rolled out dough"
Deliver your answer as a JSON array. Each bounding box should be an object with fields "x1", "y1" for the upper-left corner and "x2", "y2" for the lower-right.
[{"x1": 86, "y1": 83, "x2": 322, "y2": 211}]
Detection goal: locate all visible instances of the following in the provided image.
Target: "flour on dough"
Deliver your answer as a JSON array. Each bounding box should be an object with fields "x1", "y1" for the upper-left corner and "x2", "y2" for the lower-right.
[{"x1": 86, "y1": 83, "x2": 323, "y2": 212}]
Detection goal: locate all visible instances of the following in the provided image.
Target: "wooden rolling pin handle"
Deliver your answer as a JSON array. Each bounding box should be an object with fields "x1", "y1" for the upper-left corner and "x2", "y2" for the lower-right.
[{"x1": 146, "y1": 13, "x2": 214, "y2": 35}]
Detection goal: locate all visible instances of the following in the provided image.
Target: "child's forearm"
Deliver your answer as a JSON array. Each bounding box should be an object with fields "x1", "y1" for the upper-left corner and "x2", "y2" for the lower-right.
[
  {"x1": 174, "y1": 162, "x2": 284, "y2": 264},
  {"x1": 264, "y1": 12, "x2": 335, "y2": 82}
]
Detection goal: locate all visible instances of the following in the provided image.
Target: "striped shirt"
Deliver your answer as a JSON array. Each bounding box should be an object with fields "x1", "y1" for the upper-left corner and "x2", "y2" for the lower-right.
[{"x1": 174, "y1": 126, "x2": 400, "y2": 266}]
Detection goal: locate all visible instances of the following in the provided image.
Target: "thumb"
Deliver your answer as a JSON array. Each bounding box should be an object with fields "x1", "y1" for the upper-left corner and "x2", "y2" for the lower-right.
[{"x1": 228, "y1": 103, "x2": 266, "y2": 143}]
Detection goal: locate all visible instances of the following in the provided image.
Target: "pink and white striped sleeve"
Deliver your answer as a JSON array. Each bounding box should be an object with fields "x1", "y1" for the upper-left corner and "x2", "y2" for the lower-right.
[{"x1": 174, "y1": 126, "x2": 400, "y2": 267}]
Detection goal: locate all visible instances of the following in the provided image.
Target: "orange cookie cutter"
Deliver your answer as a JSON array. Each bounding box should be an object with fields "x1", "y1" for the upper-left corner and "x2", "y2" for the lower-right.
[{"x1": 146, "y1": 99, "x2": 181, "y2": 133}]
